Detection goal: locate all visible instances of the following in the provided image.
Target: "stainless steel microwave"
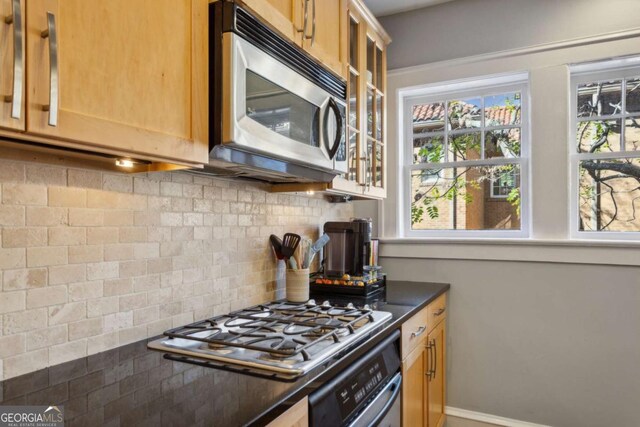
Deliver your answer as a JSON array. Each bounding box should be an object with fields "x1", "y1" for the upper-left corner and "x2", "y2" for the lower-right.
[{"x1": 204, "y1": 1, "x2": 348, "y2": 183}]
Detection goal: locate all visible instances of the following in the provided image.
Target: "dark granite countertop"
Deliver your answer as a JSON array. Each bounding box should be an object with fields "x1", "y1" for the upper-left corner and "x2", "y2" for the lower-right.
[{"x1": 0, "y1": 281, "x2": 448, "y2": 426}]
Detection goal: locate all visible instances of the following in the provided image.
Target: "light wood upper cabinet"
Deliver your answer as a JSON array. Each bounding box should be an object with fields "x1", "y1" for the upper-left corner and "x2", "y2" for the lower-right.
[
  {"x1": 300, "y1": 0, "x2": 348, "y2": 79},
  {"x1": 25, "y1": 0, "x2": 209, "y2": 166},
  {"x1": 243, "y1": 0, "x2": 303, "y2": 46},
  {"x1": 0, "y1": 0, "x2": 25, "y2": 132}
]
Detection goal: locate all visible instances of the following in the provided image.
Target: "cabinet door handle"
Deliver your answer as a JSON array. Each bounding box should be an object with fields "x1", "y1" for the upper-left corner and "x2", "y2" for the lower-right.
[
  {"x1": 4, "y1": 0, "x2": 22, "y2": 119},
  {"x1": 410, "y1": 325, "x2": 426, "y2": 339},
  {"x1": 297, "y1": 0, "x2": 308, "y2": 40},
  {"x1": 425, "y1": 341, "x2": 433, "y2": 380},
  {"x1": 41, "y1": 11, "x2": 58, "y2": 127},
  {"x1": 310, "y1": 0, "x2": 316, "y2": 46},
  {"x1": 433, "y1": 307, "x2": 446, "y2": 317},
  {"x1": 432, "y1": 338, "x2": 437, "y2": 379}
]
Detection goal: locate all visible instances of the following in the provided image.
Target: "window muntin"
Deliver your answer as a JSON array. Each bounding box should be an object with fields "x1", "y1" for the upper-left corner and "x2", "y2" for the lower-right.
[
  {"x1": 405, "y1": 83, "x2": 528, "y2": 236},
  {"x1": 572, "y1": 70, "x2": 640, "y2": 235}
]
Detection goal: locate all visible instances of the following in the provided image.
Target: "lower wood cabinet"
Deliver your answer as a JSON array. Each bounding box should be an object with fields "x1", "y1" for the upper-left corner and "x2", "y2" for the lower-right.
[
  {"x1": 266, "y1": 397, "x2": 309, "y2": 427},
  {"x1": 401, "y1": 294, "x2": 447, "y2": 427}
]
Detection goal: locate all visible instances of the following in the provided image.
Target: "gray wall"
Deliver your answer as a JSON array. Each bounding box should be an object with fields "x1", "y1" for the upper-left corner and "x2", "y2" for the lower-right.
[
  {"x1": 382, "y1": 257, "x2": 640, "y2": 427},
  {"x1": 380, "y1": 0, "x2": 640, "y2": 69}
]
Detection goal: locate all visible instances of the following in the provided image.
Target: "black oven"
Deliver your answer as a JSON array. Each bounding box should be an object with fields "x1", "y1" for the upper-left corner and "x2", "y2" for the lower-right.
[{"x1": 309, "y1": 330, "x2": 401, "y2": 427}]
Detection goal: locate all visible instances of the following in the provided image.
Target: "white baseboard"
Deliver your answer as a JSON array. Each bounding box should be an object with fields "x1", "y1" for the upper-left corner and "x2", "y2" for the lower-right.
[{"x1": 445, "y1": 406, "x2": 552, "y2": 427}]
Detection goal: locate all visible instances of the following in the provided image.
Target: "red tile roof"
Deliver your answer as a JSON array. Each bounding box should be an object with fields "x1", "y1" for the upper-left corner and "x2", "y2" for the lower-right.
[{"x1": 412, "y1": 102, "x2": 521, "y2": 127}]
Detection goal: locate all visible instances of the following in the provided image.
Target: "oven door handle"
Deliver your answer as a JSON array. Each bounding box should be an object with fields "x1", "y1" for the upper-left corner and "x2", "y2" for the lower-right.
[
  {"x1": 324, "y1": 97, "x2": 343, "y2": 160},
  {"x1": 348, "y1": 372, "x2": 402, "y2": 427}
]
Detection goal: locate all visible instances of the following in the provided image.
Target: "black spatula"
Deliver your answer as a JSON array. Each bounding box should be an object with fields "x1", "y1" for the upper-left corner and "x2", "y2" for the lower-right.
[
  {"x1": 270, "y1": 235, "x2": 285, "y2": 260},
  {"x1": 281, "y1": 233, "x2": 301, "y2": 260}
]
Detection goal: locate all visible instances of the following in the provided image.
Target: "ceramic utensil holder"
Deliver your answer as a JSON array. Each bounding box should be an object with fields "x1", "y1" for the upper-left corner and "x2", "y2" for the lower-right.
[{"x1": 286, "y1": 268, "x2": 309, "y2": 302}]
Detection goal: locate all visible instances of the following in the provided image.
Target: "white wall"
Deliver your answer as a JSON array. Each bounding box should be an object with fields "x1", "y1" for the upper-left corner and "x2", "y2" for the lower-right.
[{"x1": 354, "y1": 1, "x2": 640, "y2": 425}]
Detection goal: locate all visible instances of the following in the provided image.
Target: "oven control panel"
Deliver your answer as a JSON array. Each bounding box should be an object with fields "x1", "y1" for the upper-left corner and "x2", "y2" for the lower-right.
[{"x1": 336, "y1": 354, "x2": 389, "y2": 419}]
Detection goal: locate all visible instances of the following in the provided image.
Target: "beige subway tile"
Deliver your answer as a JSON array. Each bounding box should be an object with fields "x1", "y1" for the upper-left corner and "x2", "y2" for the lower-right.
[
  {"x1": 0, "y1": 290, "x2": 26, "y2": 313},
  {"x1": 171, "y1": 312, "x2": 193, "y2": 328},
  {"x1": 118, "y1": 260, "x2": 147, "y2": 278},
  {"x1": 2, "y1": 183, "x2": 47, "y2": 205},
  {"x1": 26, "y1": 285, "x2": 67, "y2": 309},
  {"x1": 26, "y1": 206, "x2": 68, "y2": 226},
  {"x1": 103, "y1": 278, "x2": 132, "y2": 296},
  {"x1": 4, "y1": 348, "x2": 48, "y2": 378},
  {"x1": 172, "y1": 173, "x2": 193, "y2": 184},
  {"x1": 0, "y1": 160, "x2": 25, "y2": 182},
  {"x1": 133, "y1": 306, "x2": 159, "y2": 325},
  {"x1": 134, "y1": 212, "x2": 161, "y2": 226},
  {"x1": 148, "y1": 288, "x2": 173, "y2": 306},
  {"x1": 133, "y1": 243, "x2": 159, "y2": 260},
  {"x1": 68, "y1": 208, "x2": 104, "y2": 226},
  {"x1": 119, "y1": 293, "x2": 146, "y2": 311},
  {"x1": 87, "y1": 331, "x2": 118, "y2": 355},
  {"x1": 87, "y1": 296, "x2": 118, "y2": 318},
  {"x1": 87, "y1": 227, "x2": 119, "y2": 244},
  {"x1": 102, "y1": 174, "x2": 133, "y2": 193},
  {"x1": 171, "y1": 197, "x2": 192, "y2": 212},
  {"x1": 68, "y1": 281, "x2": 103, "y2": 302},
  {"x1": 193, "y1": 199, "x2": 213, "y2": 213},
  {"x1": 132, "y1": 274, "x2": 159, "y2": 293},
  {"x1": 148, "y1": 196, "x2": 172, "y2": 212},
  {"x1": 147, "y1": 318, "x2": 172, "y2": 337},
  {"x1": 48, "y1": 187, "x2": 87, "y2": 208},
  {"x1": 68, "y1": 245, "x2": 104, "y2": 264},
  {"x1": 26, "y1": 165, "x2": 66, "y2": 186},
  {"x1": 48, "y1": 227, "x2": 86, "y2": 246},
  {"x1": 160, "y1": 212, "x2": 182, "y2": 227},
  {"x1": 27, "y1": 246, "x2": 67, "y2": 267},
  {"x1": 103, "y1": 311, "x2": 133, "y2": 333},
  {"x1": 119, "y1": 227, "x2": 147, "y2": 243},
  {"x1": 118, "y1": 325, "x2": 146, "y2": 346},
  {"x1": 68, "y1": 169, "x2": 102, "y2": 189},
  {"x1": 103, "y1": 210, "x2": 134, "y2": 226},
  {"x1": 184, "y1": 213, "x2": 203, "y2": 226},
  {"x1": 26, "y1": 324, "x2": 67, "y2": 351},
  {"x1": 147, "y1": 258, "x2": 172, "y2": 274},
  {"x1": 49, "y1": 339, "x2": 87, "y2": 366},
  {"x1": 86, "y1": 262, "x2": 119, "y2": 281},
  {"x1": 3, "y1": 268, "x2": 47, "y2": 290},
  {"x1": 86, "y1": 189, "x2": 118, "y2": 209},
  {"x1": 48, "y1": 302, "x2": 87, "y2": 325},
  {"x1": 49, "y1": 264, "x2": 86, "y2": 285},
  {"x1": 0, "y1": 248, "x2": 26, "y2": 269},
  {"x1": 69, "y1": 317, "x2": 102, "y2": 340},
  {"x1": 0, "y1": 205, "x2": 25, "y2": 226},
  {"x1": 103, "y1": 243, "x2": 134, "y2": 261},
  {"x1": 2, "y1": 227, "x2": 47, "y2": 248},
  {"x1": 182, "y1": 184, "x2": 203, "y2": 198},
  {"x1": 133, "y1": 177, "x2": 160, "y2": 195},
  {"x1": 160, "y1": 181, "x2": 182, "y2": 197},
  {"x1": 3, "y1": 308, "x2": 47, "y2": 334}
]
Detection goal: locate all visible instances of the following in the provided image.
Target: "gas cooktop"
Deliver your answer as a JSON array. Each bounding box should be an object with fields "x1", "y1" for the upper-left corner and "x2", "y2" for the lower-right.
[{"x1": 148, "y1": 300, "x2": 392, "y2": 380}]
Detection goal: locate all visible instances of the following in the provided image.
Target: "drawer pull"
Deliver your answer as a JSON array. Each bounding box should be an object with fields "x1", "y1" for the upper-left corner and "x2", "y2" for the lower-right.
[
  {"x1": 425, "y1": 340, "x2": 433, "y2": 380},
  {"x1": 410, "y1": 325, "x2": 426, "y2": 339},
  {"x1": 41, "y1": 11, "x2": 58, "y2": 127},
  {"x1": 433, "y1": 307, "x2": 446, "y2": 316}
]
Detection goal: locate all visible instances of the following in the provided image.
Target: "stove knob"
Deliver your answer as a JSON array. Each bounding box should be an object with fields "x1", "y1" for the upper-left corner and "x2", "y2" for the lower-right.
[
  {"x1": 322, "y1": 301, "x2": 331, "y2": 308},
  {"x1": 306, "y1": 299, "x2": 316, "y2": 307},
  {"x1": 363, "y1": 304, "x2": 371, "y2": 311},
  {"x1": 346, "y1": 303, "x2": 354, "y2": 309}
]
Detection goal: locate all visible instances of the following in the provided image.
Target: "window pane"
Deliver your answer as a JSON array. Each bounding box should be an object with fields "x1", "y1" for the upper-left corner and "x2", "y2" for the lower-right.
[
  {"x1": 413, "y1": 102, "x2": 445, "y2": 134},
  {"x1": 376, "y1": 47, "x2": 383, "y2": 88},
  {"x1": 448, "y1": 98, "x2": 481, "y2": 130},
  {"x1": 348, "y1": 131, "x2": 357, "y2": 181},
  {"x1": 367, "y1": 89, "x2": 373, "y2": 136},
  {"x1": 448, "y1": 132, "x2": 481, "y2": 161},
  {"x1": 376, "y1": 94, "x2": 383, "y2": 140},
  {"x1": 349, "y1": 73, "x2": 358, "y2": 128},
  {"x1": 484, "y1": 92, "x2": 521, "y2": 126},
  {"x1": 374, "y1": 143, "x2": 383, "y2": 187},
  {"x1": 366, "y1": 38, "x2": 374, "y2": 84},
  {"x1": 576, "y1": 119, "x2": 621, "y2": 153},
  {"x1": 413, "y1": 135, "x2": 444, "y2": 164},
  {"x1": 411, "y1": 164, "x2": 521, "y2": 230},
  {"x1": 627, "y1": 78, "x2": 640, "y2": 113},
  {"x1": 578, "y1": 157, "x2": 640, "y2": 232},
  {"x1": 485, "y1": 128, "x2": 521, "y2": 158},
  {"x1": 625, "y1": 117, "x2": 640, "y2": 151},
  {"x1": 577, "y1": 80, "x2": 622, "y2": 118}
]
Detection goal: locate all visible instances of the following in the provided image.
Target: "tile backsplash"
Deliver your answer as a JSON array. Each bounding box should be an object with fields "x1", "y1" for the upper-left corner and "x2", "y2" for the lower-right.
[{"x1": 0, "y1": 159, "x2": 353, "y2": 381}]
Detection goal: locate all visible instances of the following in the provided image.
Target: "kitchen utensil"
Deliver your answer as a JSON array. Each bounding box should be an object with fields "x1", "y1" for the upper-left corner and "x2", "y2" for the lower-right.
[
  {"x1": 299, "y1": 238, "x2": 312, "y2": 269},
  {"x1": 281, "y1": 233, "x2": 301, "y2": 260},
  {"x1": 288, "y1": 257, "x2": 298, "y2": 270},
  {"x1": 286, "y1": 268, "x2": 310, "y2": 302},
  {"x1": 307, "y1": 234, "x2": 330, "y2": 267},
  {"x1": 270, "y1": 235, "x2": 285, "y2": 260}
]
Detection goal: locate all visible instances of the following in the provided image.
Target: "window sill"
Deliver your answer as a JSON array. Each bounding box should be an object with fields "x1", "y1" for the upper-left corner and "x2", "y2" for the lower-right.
[{"x1": 378, "y1": 237, "x2": 640, "y2": 266}]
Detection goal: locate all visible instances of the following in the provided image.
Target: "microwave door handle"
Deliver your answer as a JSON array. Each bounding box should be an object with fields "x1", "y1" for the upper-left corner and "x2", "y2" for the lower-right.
[{"x1": 324, "y1": 98, "x2": 343, "y2": 160}]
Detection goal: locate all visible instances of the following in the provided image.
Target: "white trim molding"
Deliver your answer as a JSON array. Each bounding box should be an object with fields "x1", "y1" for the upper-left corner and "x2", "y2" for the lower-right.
[{"x1": 446, "y1": 406, "x2": 552, "y2": 427}]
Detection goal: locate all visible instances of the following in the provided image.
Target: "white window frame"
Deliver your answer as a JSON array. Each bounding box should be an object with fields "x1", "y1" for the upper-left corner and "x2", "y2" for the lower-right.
[
  {"x1": 401, "y1": 75, "x2": 530, "y2": 238},
  {"x1": 569, "y1": 62, "x2": 640, "y2": 240}
]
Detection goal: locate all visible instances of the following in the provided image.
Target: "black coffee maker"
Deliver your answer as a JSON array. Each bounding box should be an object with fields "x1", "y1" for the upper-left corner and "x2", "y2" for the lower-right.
[{"x1": 322, "y1": 218, "x2": 372, "y2": 277}]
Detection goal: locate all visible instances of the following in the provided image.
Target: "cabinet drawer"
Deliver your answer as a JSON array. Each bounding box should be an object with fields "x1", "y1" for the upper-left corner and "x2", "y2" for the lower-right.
[
  {"x1": 401, "y1": 305, "x2": 429, "y2": 358},
  {"x1": 427, "y1": 293, "x2": 447, "y2": 332}
]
